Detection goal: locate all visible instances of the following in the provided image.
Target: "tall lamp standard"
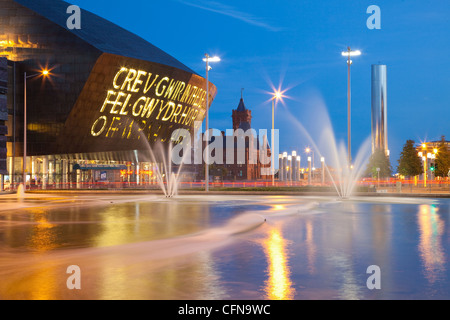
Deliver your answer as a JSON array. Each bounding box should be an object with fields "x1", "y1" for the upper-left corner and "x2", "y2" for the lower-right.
[
  {"x1": 271, "y1": 91, "x2": 282, "y2": 186},
  {"x1": 420, "y1": 143, "x2": 428, "y2": 187},
  {"x1": 23, "y1": 69, "x2": 49, "y2": 189},
  {"x1": 305, "y1": 147, "x2": 314, "y2": 183},
  {"x1": 202, "y1": 54, "x2": 220, "y2": 192},
  {"x1": 341, "y1": 47, "x2": 361, "y2": 166},
  {"x1": 321, "y1": 156, "x2": 325, "y2": 185}
]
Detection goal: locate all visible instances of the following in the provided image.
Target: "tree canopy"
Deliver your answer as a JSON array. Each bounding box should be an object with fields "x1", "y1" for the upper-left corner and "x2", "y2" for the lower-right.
[
  {"x1": 397, "y1": 139, "x2": 423, "y2": 177},
  {"x1": 365, "y1": 148, "x2": 392, "y2": 178},
  {"x1": 435, "y1": 136, "x2": 450, "y2": 178}
]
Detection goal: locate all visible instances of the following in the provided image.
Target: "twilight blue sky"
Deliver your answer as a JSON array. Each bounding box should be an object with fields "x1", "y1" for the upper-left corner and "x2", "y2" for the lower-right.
[{"x1": 73, "y1": 0, "x2": 449, "y2": 170}]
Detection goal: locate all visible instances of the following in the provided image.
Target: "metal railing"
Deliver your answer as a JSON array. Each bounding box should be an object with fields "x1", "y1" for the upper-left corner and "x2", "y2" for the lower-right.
[{"x1": 3, "y1": 178, "x2": 450, "y2": 194}]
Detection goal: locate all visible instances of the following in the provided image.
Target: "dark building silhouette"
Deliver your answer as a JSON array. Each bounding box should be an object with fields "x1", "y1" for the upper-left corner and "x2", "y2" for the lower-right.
[
  {"x1": 1, "y1": 0, "x2": 216, "y2": 188},
  {"x1": 0, "y1": 58, "x2": 7, "y2": 175}
]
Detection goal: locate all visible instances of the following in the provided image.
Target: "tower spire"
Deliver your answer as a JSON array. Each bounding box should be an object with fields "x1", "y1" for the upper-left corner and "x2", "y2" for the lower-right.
[{"x1": 232, "y1": 89, "x2": 252, "y2": 130}]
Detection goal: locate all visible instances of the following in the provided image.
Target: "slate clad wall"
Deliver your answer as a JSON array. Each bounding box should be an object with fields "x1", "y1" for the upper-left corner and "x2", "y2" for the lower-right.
[
  {"x1": 0, "y1": 58, "x2": 8, "y2": 173},
  {"x1": 1, "y1": 0, "x2": 215, "y2": 158},
  {"x1": 0, "y1": 0, "x2": 101, "y2": 156}
]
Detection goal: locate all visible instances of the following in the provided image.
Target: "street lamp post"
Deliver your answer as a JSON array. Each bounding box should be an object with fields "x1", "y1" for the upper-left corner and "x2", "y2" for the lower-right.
[
  {"x1": 271, "y1": 91, "x2": 281, "y2": 186},
  {"x1": 202, "y1": 54, "x2": 220, "y2": 192},
  {"x1": 427, "y1": 152, "x2": 433, "y2": 188},
  {"x1": 321, "y1": 157, "x2": 325, "y2": 185},
  {"x1": 341, "y1": 47, "x2": 361, "y2": 166},
  {"x1": 431, "y1": 153, "x2": 436, "y2": 181},
  {"x1": 422, "y1": 156, "x2": 427, "y2": 187},
  {"x1": 23, "y1": 70, "x2": 49, "y2": 189},
  {"x1": 305, "y1": 147, "x2": 314, "y2": 181},
  {"x1": 307, "y1": 156, "x2": 312, "y2": 185}
]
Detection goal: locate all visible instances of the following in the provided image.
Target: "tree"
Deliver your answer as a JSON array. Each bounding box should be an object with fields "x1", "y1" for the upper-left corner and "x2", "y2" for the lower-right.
[
  {"x1": 365, "y1": 148, "x2": 392, "y2": 178},
  {"x1": 397, "y1": 139, "x2": 423, "y2": 178},
  {"x1": 209, "y1": 163, "x2": 229, "y2": 181},
  {"x1": 435, "y1": 136, "x2": 450, "y2": 178}
]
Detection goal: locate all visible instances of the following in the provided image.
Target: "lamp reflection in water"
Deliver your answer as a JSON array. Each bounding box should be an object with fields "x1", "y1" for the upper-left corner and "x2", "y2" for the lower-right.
[
  {"x1": 28, "y1": 209, "x2": 58, "y2": 252},
  {"x1": 272, "y1": 204, "x2": 285, "y2": 211},
  {"x1": 263, "y1": 228, "x2": 295, "y2": 300},
  {"x1": 26, "y1": 209, "x2": 59, "y2": 299},
  {"x1": 418, "y1": 204, "x2": 446, "y2": 284},
  {"x1": 306, "y1": 220, "x2": 316, "y2": 274}
]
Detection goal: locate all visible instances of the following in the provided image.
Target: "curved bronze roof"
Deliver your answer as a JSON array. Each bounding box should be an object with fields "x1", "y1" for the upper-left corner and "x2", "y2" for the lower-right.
[{"x1": 14, "y1": 0, "x2": 197, "y2": 74}]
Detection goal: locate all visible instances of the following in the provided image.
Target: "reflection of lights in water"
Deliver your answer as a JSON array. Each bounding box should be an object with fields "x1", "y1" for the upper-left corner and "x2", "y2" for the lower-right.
[
  {"x1": 28, "y1": 209, "x2": 58, "y2": 252},
  {"x1": 418, "y1": 204, "x2": 446, "y2": 284},
  {"x1": 191, "y1": 251, "x2": 227, "y2": 300},
  {"x1": 327, "y1": 254, "x2": 361, "y2": 300},
  {"x1": 272, "y1": 205, "x2": 285, "y2": 211},
  {"x1": 306, "y1": 220, "x2": 316, "y2": 274},
  {"x1": 22, "y1": 209, "x2": 59, "y2": 299},
  {"x1": 94, "y1": 209, "x2": 134, "y2": 247},
  {"x1": 263, "y1": 228, "x2": 295, "y2": 300},
  {"x1": 28, "y1": 267, "x2": 58, "y2": 300}
]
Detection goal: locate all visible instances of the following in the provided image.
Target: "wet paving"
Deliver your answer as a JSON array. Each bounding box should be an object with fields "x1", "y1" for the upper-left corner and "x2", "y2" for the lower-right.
[{"x1": 0, "y1": 194, "x2": 449, "y2": 300}]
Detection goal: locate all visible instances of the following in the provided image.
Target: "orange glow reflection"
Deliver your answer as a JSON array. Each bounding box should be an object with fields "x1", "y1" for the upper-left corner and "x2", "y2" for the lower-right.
[
  {"x1": 306, "y1": 220, "x2": 316, "y2": 274},
  {"x1": 418, "y1": 204, "x2": 446, "y2": 284},
  {"x1": 28, "y1": 210, "x2": 58, "y2": 252},
  {"x1": 28, "y1": 266, "x2": 58, "y2": 300},
  {"x1": 263, "y1": 228, "x2": 295, "y2": 300},
  {"x1": 272, "y1": 204, "x2": 285, "y2": 211}
]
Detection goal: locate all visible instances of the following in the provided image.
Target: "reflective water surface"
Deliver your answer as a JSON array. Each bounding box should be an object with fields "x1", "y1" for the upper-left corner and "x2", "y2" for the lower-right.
[{"x1": 0, "y1": 194, "x2": 449, "y2": 300}]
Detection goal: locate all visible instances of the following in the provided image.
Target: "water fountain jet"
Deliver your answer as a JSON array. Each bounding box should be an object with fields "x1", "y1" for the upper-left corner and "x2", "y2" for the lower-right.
[
  {"x1": 17, "y1": 183, "x2": 25, "y2": 200},
  {"x1": 286, "y1": 93, "x2": 371, "y2": 199},
  {"x1": 147, "y1": 142, "x2": 184, "y2": 198}
]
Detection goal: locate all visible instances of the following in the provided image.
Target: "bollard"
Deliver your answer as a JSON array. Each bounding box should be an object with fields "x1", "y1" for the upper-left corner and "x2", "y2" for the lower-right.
[{"x1": 396, "y1": 181, "x2": 402, "y2": 193}]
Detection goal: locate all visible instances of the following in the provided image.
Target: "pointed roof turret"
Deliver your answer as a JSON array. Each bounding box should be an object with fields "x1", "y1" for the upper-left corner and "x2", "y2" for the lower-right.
[
  {"x1": 237, "y1": 98, "x2": 247, "y2": 112},
  {"x1": 236, "y1": 88, "x2": 247, "y2": 111},
  {"x1": 232, "y1": 88, "x2": 252, "y2": 130},
  {"x1": 14, "y1": 0, "x2": 196, "y2": 74}
]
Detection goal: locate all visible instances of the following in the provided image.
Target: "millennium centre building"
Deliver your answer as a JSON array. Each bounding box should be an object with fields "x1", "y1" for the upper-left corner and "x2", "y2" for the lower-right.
[{"x1": 0, "y1": 0, "x2": 216, "y2": 189}]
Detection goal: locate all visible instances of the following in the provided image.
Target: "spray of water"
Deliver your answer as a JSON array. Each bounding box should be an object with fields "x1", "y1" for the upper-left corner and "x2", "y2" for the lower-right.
[
  {"x1": 284, "y1": 93, "x2": 371, "y2": 198},
  {"x1": 136, "y1": 125, "x2": 196, "y2": 198},
  {"x1": 147, "y1": 141, "x2": 185, "y2": 198}
]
